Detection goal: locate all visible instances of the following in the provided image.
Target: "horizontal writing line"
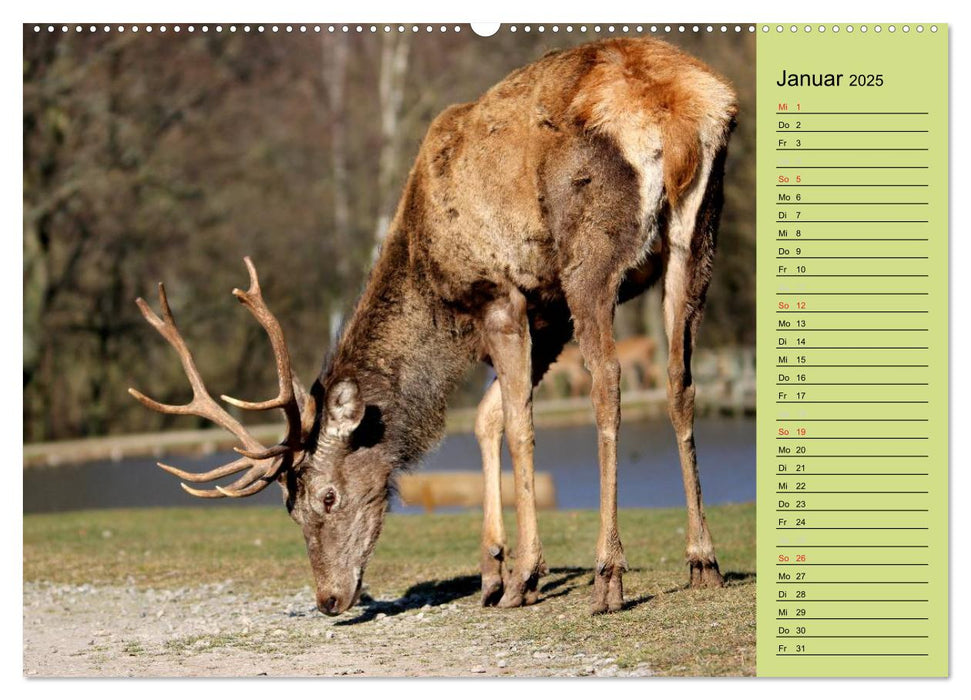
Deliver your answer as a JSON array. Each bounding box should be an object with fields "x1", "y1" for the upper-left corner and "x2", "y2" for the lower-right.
[
  {"x1": 776, "y1": 148, "x2": 929, "y2": 151},
  {"x1": 775, "y1": 238, "x2": 929, "y2": 241},
  {"x1": 774, "y1": 220, "x2": 928, "y2": 223},
  {"x1": 775, "y1": 166, "x2": 928, "y2": 169},
  {"x1": 777, "y1": 310, "x2": 928, "y2": 313},
  {"x1": 776, "y1": 292, "x2": 928, "y2": 295},
  {"x1": 776, "y1": 508, "x2": 929, "y2": 511},
  {"x1": 776, "y1": 203, "x2": 928, "y2": 206},
  {"x1": 776, "y1": 636, "x2": 929, "y2": 639},
  {"x1": 774, "y1": 112, "x2": 929, "y2": 115},
  {"x1": 776, "y1": 563, "x2": 927, "y2": 566},
  {"x1": 775, "y1": 330, "x2": 928, "y2": 333},
  {"x1": 776, "y1": 434, "x2": 927, "y2": 437}
]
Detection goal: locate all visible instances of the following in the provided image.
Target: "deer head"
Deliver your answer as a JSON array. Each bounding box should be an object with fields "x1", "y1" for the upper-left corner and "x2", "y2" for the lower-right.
[{"x1": 129, "y1": 257, "x2": 390, "y2": 615}]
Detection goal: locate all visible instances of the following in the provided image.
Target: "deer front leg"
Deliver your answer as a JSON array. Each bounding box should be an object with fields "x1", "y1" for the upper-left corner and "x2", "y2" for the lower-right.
[
  {"x1": 483, "y1": 289, "x2": 546, "y2": 608},
  {"x1": 475, "y1": 379, "x2": 510, "y2": 606}
]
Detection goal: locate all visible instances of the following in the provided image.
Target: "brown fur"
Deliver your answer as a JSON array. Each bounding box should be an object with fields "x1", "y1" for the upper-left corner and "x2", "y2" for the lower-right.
[{"x1": 142, "y1": 38, "x2": 738, "y2": 617}]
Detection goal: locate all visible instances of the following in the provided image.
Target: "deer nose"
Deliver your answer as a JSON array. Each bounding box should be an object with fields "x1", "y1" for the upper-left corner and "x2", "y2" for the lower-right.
[{"x1": 317, "y1": 594, "x2": 341, "y2": 616}]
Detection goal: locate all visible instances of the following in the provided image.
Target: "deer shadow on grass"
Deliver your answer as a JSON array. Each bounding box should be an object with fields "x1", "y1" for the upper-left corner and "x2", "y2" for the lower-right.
[
  {"x1": 335, "y1": 575, "x2": 481, "y2": 625},
  {"x1": 335, "y1": 567, "x2": 755, "y2": 624},
  {"x1": 721, "y1": 571, "x2": 756, "y2": 586},
  {"x1": 336, "y1": 566, "x2": 591, "y2": 625}
]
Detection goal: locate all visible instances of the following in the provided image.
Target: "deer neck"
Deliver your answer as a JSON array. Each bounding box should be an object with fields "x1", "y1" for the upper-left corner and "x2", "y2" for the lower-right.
[{"x1": 325, "y1": 230, "x2": 476, "y2": 467}]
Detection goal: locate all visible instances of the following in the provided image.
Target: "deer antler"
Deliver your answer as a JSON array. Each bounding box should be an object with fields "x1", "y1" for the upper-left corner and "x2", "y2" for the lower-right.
[{"x1": 129, "y1": 257, "x2": 314, "y2": 498}]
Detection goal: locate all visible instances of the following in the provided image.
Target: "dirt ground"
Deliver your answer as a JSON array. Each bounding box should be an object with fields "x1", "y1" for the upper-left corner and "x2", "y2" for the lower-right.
[
  {"x1": 24, "y1": 580, "x2": 655, "y2": 677},
  {"x1": 23, "y1": 505, "x2": 755, "y2": 677}
]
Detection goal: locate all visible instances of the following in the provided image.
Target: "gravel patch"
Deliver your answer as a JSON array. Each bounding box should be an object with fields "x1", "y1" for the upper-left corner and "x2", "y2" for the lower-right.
[{"x1": 23, "y1": 581, "x2": 653, "y2": 678}]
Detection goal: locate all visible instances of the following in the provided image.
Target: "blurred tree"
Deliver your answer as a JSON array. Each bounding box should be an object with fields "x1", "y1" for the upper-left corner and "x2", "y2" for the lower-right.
[{"x1": 23, "y1": 26, "x2": 755, "y2": 442}]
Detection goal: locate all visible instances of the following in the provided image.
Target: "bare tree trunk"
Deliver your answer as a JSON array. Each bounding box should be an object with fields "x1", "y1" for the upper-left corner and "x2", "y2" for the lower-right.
[
  {"x1": 326, "y1": 35, "x2": 351, "y2": 253},
  {"x1": 372, "y1": 32, "x2": 410, "y2": 248},
  {"x1": 324, "y1": 35, "x2": 351, "y2": 341}
]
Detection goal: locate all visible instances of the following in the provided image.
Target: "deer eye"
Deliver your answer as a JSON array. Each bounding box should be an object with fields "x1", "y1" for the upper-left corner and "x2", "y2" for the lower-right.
[{"x1": 323, "y1": 489, "x2": 337, "y2": 513}]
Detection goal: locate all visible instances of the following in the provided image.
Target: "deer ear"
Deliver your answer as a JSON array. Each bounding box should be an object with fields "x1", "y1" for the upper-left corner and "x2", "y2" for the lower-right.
[{"x1": 325, "y1": 379, "x2": 365, "y2": 439}]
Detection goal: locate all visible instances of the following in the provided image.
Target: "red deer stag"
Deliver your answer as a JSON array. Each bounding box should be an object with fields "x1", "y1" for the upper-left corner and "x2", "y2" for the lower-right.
[{"x1": 130, "y1": 38, "x2": 736, "y2": 615}]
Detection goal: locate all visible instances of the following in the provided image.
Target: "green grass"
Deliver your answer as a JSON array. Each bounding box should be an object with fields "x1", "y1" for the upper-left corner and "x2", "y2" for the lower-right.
[{"x1": 24, "y1": 503, "x2": 755, "y2": 676}]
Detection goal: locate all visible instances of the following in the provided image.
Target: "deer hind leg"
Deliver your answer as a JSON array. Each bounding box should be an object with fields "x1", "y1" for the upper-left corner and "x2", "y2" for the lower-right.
[
  {"x1": 663, "y1": 145, "x2": 728, "y2": 589},
  {"x1": 562, "y1": 256, "x2": 631, "y2": 614},
  {"x1": 475, "y1": 379, "x2": 508, "y2": 606},
  {"x1": 568, "y1": 291, "x2": 627, "y2": 614},
  {"x1": 482, "y1": 287, "x2": 547, "y2": 607}
]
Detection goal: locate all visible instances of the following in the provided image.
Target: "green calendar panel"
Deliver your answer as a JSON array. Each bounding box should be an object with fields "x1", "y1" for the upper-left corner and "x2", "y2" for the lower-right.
[{"x1": 755, "y1": 25, "x2": 948, "y2": 677}]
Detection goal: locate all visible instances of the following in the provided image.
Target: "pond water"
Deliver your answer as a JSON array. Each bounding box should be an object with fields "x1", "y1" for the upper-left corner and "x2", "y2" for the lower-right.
[{"x1": 23, "y1": 417, "x2": 754, "y2": 514}]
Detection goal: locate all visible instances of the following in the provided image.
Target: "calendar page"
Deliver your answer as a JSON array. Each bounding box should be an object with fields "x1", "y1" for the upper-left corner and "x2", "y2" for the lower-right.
[{"x1": 21, "y1": 22, "x2": 948, "y2": 679}]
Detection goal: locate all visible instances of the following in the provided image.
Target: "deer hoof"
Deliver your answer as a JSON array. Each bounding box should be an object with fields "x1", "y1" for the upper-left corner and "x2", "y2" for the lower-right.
[
  {"x1": 591, "y1": 562, "x2": 625, "y2": 614},
  {"x1": 480, "y1": 574, "x2": 504, "y2": 607},
  {"x1": 689, "y1": 559, "x2": 724, "y2": 589},
  {"x1": 496, "y1": 569, "x2": 542, "y2": 608},
  {"x1": 480, "y1": 545, "x2": 507, "y2": 607}
]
